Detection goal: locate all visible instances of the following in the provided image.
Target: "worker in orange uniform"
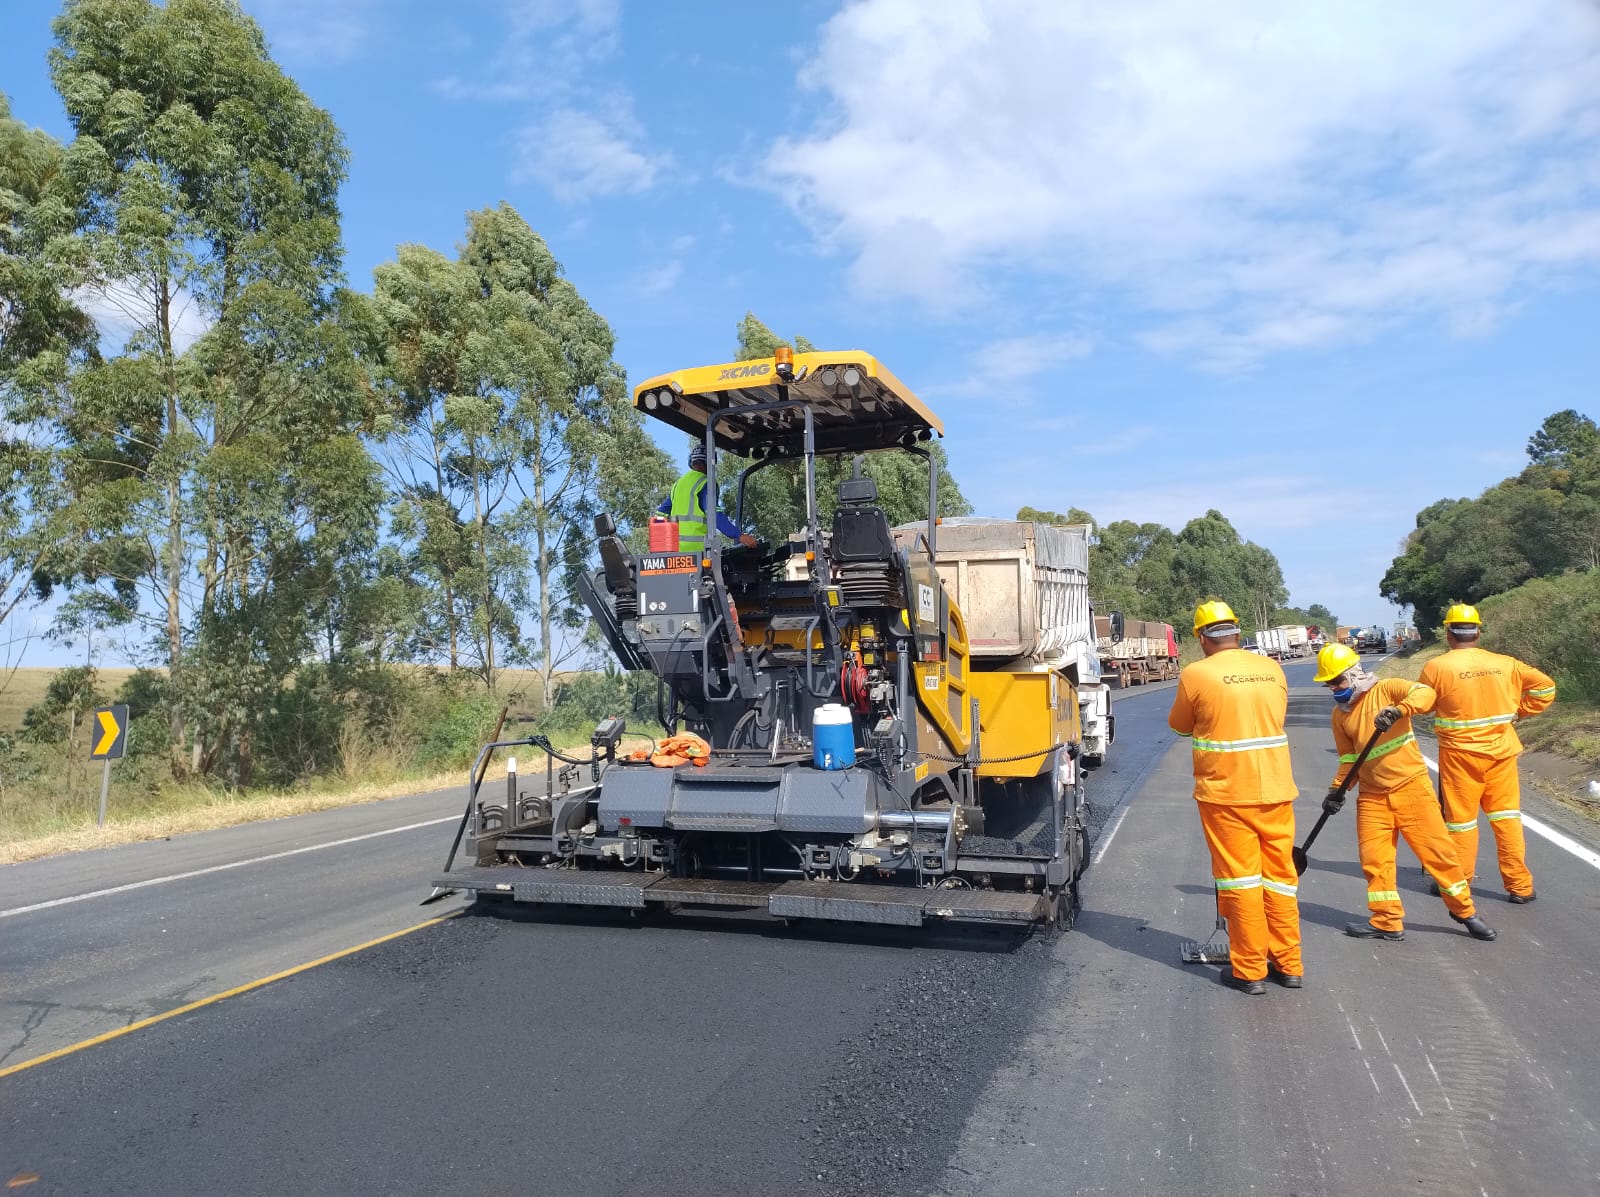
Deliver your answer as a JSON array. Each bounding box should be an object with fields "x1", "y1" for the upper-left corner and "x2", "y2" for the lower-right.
[
  {"x1": 1419, "y1": 603, "x2": 1556, "y2": 903},
  {"x1": 1168, "y1": 600, "x2": 1301, "y2": 996},
  {"x1": 1313, "y1": 643, "x2": 1496, "y2": 942}
]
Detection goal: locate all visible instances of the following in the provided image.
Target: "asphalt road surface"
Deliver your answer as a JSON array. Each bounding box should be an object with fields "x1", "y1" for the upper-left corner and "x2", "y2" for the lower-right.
[{"x1": 3, "y1": 663, "x2": 1597, "y2": 1195}]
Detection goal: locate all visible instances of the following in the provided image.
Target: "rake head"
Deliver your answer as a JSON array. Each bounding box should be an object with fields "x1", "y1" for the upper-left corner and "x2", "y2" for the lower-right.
[{"x1": 1179, "y1": 937, "x2": 1231, "y2": 965}]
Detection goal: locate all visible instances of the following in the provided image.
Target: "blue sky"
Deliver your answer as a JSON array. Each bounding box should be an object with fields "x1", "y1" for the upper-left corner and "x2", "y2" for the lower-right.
[{"x1": 5, "y1": 0, "x2": 1600, "y2": 665}]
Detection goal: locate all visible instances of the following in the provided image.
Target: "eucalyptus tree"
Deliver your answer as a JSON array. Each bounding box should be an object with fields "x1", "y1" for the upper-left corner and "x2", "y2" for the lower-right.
[
  {"x1": 42, "y1": 0, "x2": 378, "y2": 779},
  {"x1": 1, "y1": 92, "x2": 95, "y2": 663},
  {"x1": 373, "y1": 204, "x2": 670, "y2": 702}
]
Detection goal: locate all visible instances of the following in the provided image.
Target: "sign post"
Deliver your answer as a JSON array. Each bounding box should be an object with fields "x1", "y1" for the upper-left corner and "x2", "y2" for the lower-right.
[{"x1": 90, "y1": 704, "x2": 128, "y2": 827}]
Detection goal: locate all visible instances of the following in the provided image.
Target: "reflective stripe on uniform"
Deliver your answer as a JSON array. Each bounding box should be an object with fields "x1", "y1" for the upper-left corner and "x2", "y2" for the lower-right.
[
  {"x1": 1339, "y1": 732, "x2": 1415, "y2": 763},
  {"x1": 1441, "y1": 878, "x2": 1470, "y2": 897},
  {"x1": 1433, "y1": 713, "x2": 1516, "y2": 730},
  {"x1": 1262, "y1": 878, "x2": 1298, "y2": 897},
  {"x1": 1524, "y1": 686, "x2": 1555, "y2": 698},
  {"x1": 1445, "y1": 819, "x2": 1477, "y2": 833},
  {"x1": 1486, "y1": 809, "x2": 1522, "y2": 823},
  {"x1": 1214, "y1": 874, "x2": 1262, "y2": 891},
  {"x1": 1192, "y1": 734, "x2": 1289, "y2": 753},
  {"x1": 1367, "y1": 889, "x2": 1402, "y2": 903}
]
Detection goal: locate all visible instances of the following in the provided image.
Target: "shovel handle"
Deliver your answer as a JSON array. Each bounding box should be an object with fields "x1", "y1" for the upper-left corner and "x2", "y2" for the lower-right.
[{"x1": 1293, "y1": 723, "x2": 1386, "y2": 874}]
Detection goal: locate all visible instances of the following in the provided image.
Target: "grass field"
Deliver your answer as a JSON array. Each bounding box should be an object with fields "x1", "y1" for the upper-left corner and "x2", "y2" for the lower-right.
[
  {"x1": 0, "y1": 661, "x2": 657, "y2": 862},
  {"x1": 0, "y1": 664, "x2": 581, "y2": 733},
  {"x1": 0, "y1": 723, "x2": 660, "y2": 864},
  {"x1": 0, "y1": 667, "x2": 145, "y2": 733}
]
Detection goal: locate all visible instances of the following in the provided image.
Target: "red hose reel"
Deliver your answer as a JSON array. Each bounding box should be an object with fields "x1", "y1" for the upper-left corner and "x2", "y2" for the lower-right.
[{"x1": 840, "y1": 655, "x2": 871, "y2": 713}]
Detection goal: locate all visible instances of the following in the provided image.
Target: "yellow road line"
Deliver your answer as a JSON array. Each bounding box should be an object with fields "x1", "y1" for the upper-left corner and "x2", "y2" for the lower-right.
[{"x1": 0, "y1": 914, "x2": 457, "y2": 1080}]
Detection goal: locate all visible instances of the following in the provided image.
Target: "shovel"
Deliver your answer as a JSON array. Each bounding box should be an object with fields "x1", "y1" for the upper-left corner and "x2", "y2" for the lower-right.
[{"x1": 1292, "y1": 724, "x2": 1384, "y2": 875}]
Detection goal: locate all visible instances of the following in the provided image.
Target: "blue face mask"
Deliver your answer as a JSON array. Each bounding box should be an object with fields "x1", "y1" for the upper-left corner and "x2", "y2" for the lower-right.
[{"x1": 1330, "y1": 685, "x2": 1354, "y2": 704}]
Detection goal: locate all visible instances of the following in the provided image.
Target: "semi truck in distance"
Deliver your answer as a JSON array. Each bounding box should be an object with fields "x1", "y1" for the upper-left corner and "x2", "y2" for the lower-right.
[{"x1": 1096, "y1": 617, "x2": 1178, "y2": 687}]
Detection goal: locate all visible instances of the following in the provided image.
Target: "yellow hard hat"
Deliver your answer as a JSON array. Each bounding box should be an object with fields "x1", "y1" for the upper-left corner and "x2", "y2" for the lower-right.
[
  {"x1": 1314, "y1": 642, "x2": 1361, "y2": 683},
  {"x1": 1443, "y1": 602, "x2": 1482, "y2": 627},
  {"x1": 1192, "y1": 599, "x2": 1239, "y2": 636}
]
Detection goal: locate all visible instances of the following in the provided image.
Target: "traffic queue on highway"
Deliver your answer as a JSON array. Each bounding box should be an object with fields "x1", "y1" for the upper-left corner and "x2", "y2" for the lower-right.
[{"x1": 1167, "y1": 600, "x2": 1555, "y2": 995}]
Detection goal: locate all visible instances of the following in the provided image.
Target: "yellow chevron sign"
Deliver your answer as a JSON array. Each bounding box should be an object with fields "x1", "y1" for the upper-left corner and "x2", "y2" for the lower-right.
[{"x1": 91, "y1": 704, "x2": 128, "y2": 760}]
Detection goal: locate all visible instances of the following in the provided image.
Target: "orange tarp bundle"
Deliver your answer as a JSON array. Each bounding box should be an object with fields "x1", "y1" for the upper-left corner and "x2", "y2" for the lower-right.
[{"x1": 626, "y1": 732, "x2": 711, "y2": 768}]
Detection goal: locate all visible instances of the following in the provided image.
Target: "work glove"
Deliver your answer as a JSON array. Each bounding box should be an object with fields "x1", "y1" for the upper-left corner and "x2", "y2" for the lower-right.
[
  {"x1": 1322, "y1": 786, "x2": 1346, "y2": 816},
  {"x1": 1374, "y1": 705, "x2": 1403, "y2": 731}
]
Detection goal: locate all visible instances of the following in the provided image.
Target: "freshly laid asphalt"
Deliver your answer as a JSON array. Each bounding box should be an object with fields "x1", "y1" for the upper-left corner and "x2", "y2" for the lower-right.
[{"x1": 2, "y1": 664, "x2": 1597, "y2": 1195}]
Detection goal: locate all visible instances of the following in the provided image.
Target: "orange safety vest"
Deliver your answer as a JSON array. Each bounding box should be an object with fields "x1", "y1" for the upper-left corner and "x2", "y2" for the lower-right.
[
  {"x1": 1168, "y1": 649, "x2": 1297, "y2": 806},
  {"x1": 1328, "y1": 678, "x2": 1434, "y2": 793},
  {"x1": 1419, "y1": 646, "x2": 1555, "y2": 760},
  {"x1": 668, "y1": 470, "x2": 709, "y2": 551}
]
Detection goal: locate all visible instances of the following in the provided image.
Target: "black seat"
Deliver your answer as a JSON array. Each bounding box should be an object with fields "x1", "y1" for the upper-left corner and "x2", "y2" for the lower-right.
[
  {"x1": 830, "y1": 474, "x2": 897, "y2": 564},
  {"x1": 593, "y1": 512, "x2": 637, "y2": 617}
]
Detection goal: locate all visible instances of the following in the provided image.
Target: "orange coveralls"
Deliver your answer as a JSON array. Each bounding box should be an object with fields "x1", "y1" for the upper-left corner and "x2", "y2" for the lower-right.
[
  {"x1": 1169, "y1": 649, "x2": 1300, "y2": 982},
  {"x1": 1330, "y1": 679, "x2": 1476, "y2": 933},
  {"x1": 1419, "y1": 647, "x2": 1555, "y2": 897}
]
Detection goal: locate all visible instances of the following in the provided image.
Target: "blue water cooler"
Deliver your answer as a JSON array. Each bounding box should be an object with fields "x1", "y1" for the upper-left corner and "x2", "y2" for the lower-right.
[{"x1": 812, "y1": 703, "x2": 856, "y2": 770}]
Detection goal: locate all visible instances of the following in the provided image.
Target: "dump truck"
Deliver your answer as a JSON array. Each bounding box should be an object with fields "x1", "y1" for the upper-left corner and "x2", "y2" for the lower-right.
[
  {"x1": 430, "y1": 349, "x2": 1090, "y2": 931},
  {"x1": 1098, "y1": 617, "x2": 1178, "y2": 686},
  {"x1": 895, "y1": 517, "x2": 1112, "y2": 768},
  {"x1": 1256, "y1": 627, "x2": 1288, "y2": 659},
  {"x1": 1275, "y1": 624, "x2": 1310, "y2": 659}
]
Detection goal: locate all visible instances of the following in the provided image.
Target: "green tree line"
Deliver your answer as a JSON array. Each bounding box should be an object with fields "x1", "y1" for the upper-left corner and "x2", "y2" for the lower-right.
[
  {"x1": 1381, "y1": 409, "x2": 1599, "y2": 707},
  {"x1": 1, "y1": 0, "x2": 677, "y2": 786},
  {"x1": 1381, "y1": 409, "x2": 1599, "y2": 635},
  {"x1": 1016, "y1": 506, "x2": 1337, "y2": 639},
  {"x1": 0, "y1": 2, "x2": 978, "y2": 795}
]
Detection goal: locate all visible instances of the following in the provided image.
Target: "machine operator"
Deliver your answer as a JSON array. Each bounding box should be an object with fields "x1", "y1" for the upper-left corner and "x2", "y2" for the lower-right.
[{"x1": 659, "y1": 443, "x2": 758, "y2": 551}]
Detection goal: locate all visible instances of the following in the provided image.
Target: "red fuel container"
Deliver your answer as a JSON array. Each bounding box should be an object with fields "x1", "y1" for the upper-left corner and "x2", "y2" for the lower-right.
[{"x1": 648, "y1": 516, "x2": 679, "y2": 553}]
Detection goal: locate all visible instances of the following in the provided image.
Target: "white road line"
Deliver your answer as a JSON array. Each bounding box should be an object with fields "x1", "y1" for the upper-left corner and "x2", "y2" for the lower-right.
[
  {"x1": 1393, "y1": 1062, "x2": 1423, "y2": 1117},
  {"x1": 1420, "y1": 752, "x2": 1600, "y2": 871},
  {"x1": 1424, "y1": 1053, "x2": 1454, "y2": 1111},
  {"x1": 1091, "y1": 803, "x2": 1133, "y2": 865},
  {"x1": 0, "y1": 815, "x2": 458, "y2": 919},
  {"x1": 1362, "y1": 1058, "x2": 1381, "y2": 1095}
]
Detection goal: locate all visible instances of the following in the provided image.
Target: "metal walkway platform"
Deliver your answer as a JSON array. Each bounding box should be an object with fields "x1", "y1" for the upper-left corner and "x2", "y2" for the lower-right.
[{"x1": 432, "y1": 869, "x2": 1048, "y2": 927}]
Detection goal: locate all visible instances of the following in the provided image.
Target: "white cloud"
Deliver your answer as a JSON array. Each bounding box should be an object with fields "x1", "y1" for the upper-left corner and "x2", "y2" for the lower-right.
[
  {"x1": 248, "y1": 0, "x2": 376, "y2": 65},
  {"x1": 767, "y1": 1, "x2": 1600, "y2": 367},
  {"x1": 432, "y1": 0, "x2": 660, "y2": 201},
  {"x1": 514, "y1": 106, "x2": 665, "y2": 199},
  {"x1": 931, "y1": 331, "x2": 1094, "y2": 397},
  {"x1": 634, "y1": 259, "x2": 683, "y2": 297},
  {"x1": 1092, "y1": 469, "x2": 1371, "y2": 535}
]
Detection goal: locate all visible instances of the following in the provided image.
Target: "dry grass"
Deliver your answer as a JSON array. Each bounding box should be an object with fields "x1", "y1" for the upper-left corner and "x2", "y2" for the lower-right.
[
  {"x1": 0, "y1": 730, "x2": 659, "y2": 865},
  {"x1": 1531, "y1": 774, "x2": 1600, "y2": 824},
  {"x1": 1518, "y1": 709, "x2": 1600, "y2": 769},
  {"x1": 0, "y1": 664, "x2": 581, "y2": 734},
  {"x1": 0, "y1": 667, "x2": 145, "y2": 732},
  {"x1": 1374, "y1": 644, "x2": 1446, "y2": 683}
]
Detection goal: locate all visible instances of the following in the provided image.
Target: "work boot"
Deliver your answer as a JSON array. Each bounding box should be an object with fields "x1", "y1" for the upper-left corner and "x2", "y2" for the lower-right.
[
  {"x1": 1345, "y1": 920, "x2": 1405, "y2": 941},
  {"x1": 1425, "y1": 877, "x2": 1441, "y2": 897},
  {"x1": 1452, "y1": 913, "x2": 1498, "y2": 940},
  {"x1": 1266, "y1": 960, "x2": 1304, "y2": 989},
  {"x1": 1218, "y1": 969, "x2": 1267, "y2": 996},
  {"x1": 1507, "y1": 890, "x2": 1537, "y2": 904}
]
